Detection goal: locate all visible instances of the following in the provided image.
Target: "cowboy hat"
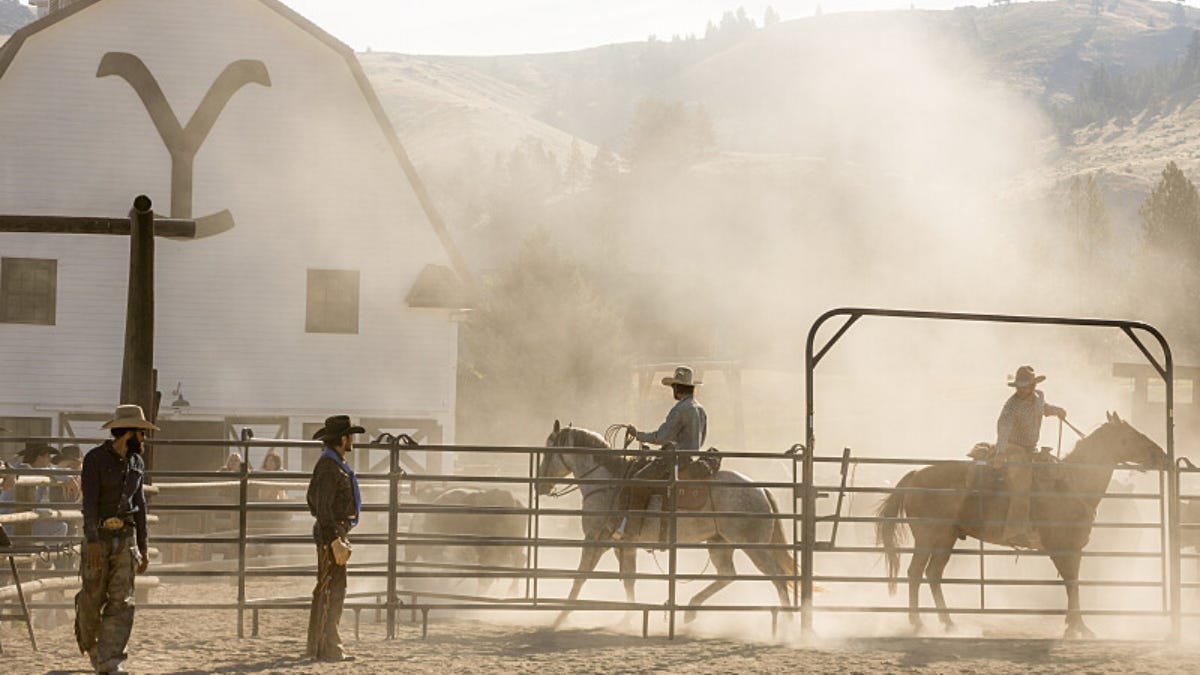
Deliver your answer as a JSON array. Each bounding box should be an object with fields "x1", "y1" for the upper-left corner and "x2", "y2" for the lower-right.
[
  {"x1": 311, "y1": 415, "x2": 365, "y2": 442},
  {"x1": 101, "y1": 404, "x2": 160, "y2": 431},
  {"x1": 1007, "y1": 365, "x2": 1046, "y2": 388},
  {"x1": 52, "y1": 445, "x2": 83, "y2": 465},
  {"x1": 661, "y1": 365, "x2": 702, "y2": 387},
  {"x1": 15, "y1": 443, "x2": 58, "y2": 463}
]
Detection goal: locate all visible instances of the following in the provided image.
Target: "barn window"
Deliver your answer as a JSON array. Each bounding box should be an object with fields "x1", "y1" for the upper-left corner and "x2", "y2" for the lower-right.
[
  {"x1": 0, "y1": 258, "x2": 57, "y2": 325},
  {"x1": 306, "y1": 269, "x2": 359, "y2": 334}
]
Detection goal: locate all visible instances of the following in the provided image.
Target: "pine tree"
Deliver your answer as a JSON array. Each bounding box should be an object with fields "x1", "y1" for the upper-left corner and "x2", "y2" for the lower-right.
[
  {"x1": 1179, "y1": 30, "x2": 1200, "y2": 88},
  {"x1": 1139, "y1": 161, "x2": 1200, "y2": 260},
  {"x1": 589, "y1": 144, "x2": 620, "y2": 188},
  {"x1": 763, "y1": 6, "x2": 781, "y2": 27},
  {"x1": 457, "y1": 230, "x2": 631, "y2": 444},
  {"x1": 564, "y1": 139, "x2": 587, "y2": 192},
  {"x1": 627, "y1": 98, "x2": 716, "y2": 171},
  {"x1": 1066, "y1": 173, "x2": 1112, "y2": 257}
]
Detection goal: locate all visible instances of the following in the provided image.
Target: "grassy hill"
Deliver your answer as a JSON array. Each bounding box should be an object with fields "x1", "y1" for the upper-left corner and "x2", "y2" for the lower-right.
[{"x1": 362, "y1": 0, "x2": 1200, "y2": 212}]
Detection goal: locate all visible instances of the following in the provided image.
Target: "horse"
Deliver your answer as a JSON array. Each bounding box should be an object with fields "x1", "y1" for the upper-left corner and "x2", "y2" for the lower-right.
[
  {"x1": 538, "y1": 420, "x2": 797, "y2": 628},
  {"x1": 405, "y1": 486, "x2": 528, "y2": 595},
  {"x1": 875, "y1": 412, "x2": 1168, "y2": 638}
]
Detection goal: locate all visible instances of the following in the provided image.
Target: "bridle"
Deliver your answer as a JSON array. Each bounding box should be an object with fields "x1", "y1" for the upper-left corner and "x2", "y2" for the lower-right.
[{"x1": 542, "y1": 429, "x2": 610, "y2": 499}]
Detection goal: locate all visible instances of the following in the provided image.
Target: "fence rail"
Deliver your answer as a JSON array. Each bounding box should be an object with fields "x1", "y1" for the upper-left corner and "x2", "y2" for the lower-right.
[{"x1": 0, "y1": 433, "x2": 1191, "y2": 640}]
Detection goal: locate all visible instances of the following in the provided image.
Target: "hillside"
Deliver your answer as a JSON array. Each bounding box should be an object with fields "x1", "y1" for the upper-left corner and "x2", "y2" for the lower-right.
[
  {"x1": 357, "y1": 0, "x2": 1200, "y2": 260},
  {"x1": 0, "y1": 0, "x2": 31, "y2": 36}
]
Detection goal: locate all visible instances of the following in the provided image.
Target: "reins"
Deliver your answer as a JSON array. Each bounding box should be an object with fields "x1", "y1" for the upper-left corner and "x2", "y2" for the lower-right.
[
  {"x1": 1057, "y1": 417, "x2": 1086, "y2": 459},
  {"x1": 544, "y1": 429, "x2": 614, "y2": 498}
]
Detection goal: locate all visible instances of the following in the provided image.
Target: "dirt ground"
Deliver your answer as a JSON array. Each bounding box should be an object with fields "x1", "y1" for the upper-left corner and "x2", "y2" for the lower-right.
[{"x1": 5, "y1": 581, "x2": 1200, "y2": 674}]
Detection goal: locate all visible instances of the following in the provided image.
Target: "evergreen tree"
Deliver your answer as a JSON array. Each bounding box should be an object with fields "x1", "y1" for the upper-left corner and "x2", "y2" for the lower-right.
[
  {"x1": 1179, "y1": 30, "x2": 1200, "y2": 88},
  {"x1": 1066, "y1": 173, "x2": 1112, "y2": 257},
  {"x1": 764, "y1": 6, "x2": 781, "y2": 27},
  {"x1": 564, "y1": 139, "x2": 587, "y2": 192},
  {"x1": 1139, "y1": 160, "x2": 1200, "y2": 260},
  {"x1": 457, "y1": 230, "x2": 631, "y2": 444},
  {"x1": 589, "y1": 144, "x2": 620, "y2": 188},
  {"x1": 627, "y1": 98, "x2": 716, "y2": 170}
]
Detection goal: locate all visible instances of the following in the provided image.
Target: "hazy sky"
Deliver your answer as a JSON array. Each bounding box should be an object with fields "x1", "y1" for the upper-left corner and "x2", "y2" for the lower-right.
[{"x1": 278, "y1": 0, "x2": 1016, "y2": 55}]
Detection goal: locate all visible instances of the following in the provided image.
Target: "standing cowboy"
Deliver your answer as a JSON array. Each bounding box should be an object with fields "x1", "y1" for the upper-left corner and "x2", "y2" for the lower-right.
[
  {"x1": 76, "y1": 404, "x2": 156, "y2": 674},
  {"x1": 995, "y1": 365, "x2": 1066, "y2": 549},
  {"x1": 617, "y1": 365, "x2": 708, "y2": 540},
  {"x1": 305, "y1": 414, "x2": 363, "y2": 662}
]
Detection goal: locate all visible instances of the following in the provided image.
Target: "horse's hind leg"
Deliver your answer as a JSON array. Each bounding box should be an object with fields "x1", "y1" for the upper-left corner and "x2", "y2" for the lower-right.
[
  {"x1": 924, "y1": 537, "x2": 958, "y2": 633},
  {"x1": 743, "y1": 546, "x2": 792, "y2": 620},
  {"x1": 684, "y1": 544, "x2": 736, "y2": 624},
  {"x1": 617, "y1": 542, "x2": 638, "y2": 624},
  {"x1": 906, "y1": 543, "x2": 931, "y2": 633},
  {"x1": 552, "y1": 543, "x2": 606, "y2": 629}
]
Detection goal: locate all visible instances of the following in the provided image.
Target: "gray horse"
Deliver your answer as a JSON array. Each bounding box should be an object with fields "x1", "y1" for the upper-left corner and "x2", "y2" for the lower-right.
[{"x1": 539, "y1": 420, "x2": 796, "y2": 627}]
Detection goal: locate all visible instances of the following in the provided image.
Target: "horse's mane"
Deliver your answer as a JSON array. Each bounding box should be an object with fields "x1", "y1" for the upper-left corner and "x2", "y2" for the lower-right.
[
  {"x1": 559, "y1": 427, "x2": 610, "y2": 449},
  {"x1": 557, "y1": 427, "x2": 627, "y2": 475}
]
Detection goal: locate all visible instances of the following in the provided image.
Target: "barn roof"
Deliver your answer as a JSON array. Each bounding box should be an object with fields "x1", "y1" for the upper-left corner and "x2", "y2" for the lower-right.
[{"x1": 0, "y1": 0, "x2": 476, "y2": 303}]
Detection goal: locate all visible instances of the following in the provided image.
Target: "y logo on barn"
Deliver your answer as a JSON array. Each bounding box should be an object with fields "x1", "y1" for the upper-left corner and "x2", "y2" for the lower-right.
[{"x1": 97, "y1": 52, "x2": 271, "y2": 227}]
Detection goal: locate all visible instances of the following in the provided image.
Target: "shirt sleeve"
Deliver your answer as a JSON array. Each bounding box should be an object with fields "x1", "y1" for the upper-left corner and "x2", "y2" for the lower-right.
[
  {"x1": 81, "y1": 453, "x2": 99, "y2": 543},
  {"x1": 133, "y1": 457, "x2": 148, "y2": 553},
  {"x1": 995, "y1": 398, "x2": 1015, "y2": 449},
  {"x1": 636, "y1": 405, "x2": 684, "y2": 447},
  {"x1": 311, "y1": 462, "x2": 343, "y2": 544}
]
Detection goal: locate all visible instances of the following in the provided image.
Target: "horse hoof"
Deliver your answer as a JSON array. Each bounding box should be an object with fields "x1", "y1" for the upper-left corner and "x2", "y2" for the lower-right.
[
  {"x1": 1064, "y1": 623, "x2": 1095, "y2": 639},
  {"x1": 683, "y1": 610, "x2": 698, "y2": 624},
  {"x1": 941, "y1": 621, "x2": 958, "y2": 635}
]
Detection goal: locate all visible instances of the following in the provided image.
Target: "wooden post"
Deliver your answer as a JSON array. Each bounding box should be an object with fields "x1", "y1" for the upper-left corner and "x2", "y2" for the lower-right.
[{"x1": 119, "y1": 195, "x2": 156, "y2": 420}]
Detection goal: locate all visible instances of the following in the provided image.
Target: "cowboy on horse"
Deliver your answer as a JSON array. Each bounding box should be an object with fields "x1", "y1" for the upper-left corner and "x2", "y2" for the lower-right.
[
  {"x1": 615, "y1": 365, "x2": 715, "y2": 541},
  {"x1": 994, "y1": 364, "x2": 1067, "y2": 549}
]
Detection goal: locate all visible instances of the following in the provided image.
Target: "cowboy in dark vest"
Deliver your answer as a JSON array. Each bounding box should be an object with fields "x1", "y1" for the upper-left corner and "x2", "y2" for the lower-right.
[
  {"x1": 305, "y1": 414, "x2": 362, "y2": 662},
  {"x1": 75, "y1": 404, "x2": 155, "y2": 674},
  {"x1": 995, "y1": 365, "x2": 1066, "y2": 549},
  {"x1": 616, "y1": 365, "x2": 709, "y2": 541}
]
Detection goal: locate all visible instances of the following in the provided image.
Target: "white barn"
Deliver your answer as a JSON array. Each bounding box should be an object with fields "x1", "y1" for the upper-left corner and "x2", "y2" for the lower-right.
[{"x1": 0, "y1": 0, "x2": 470, "y2": 471}]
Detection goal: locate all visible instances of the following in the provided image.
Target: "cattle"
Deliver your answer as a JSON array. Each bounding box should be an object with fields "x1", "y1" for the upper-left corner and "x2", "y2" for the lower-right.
[{"x1": 405, "y1": 487, "x2": 529, "y2": 594}]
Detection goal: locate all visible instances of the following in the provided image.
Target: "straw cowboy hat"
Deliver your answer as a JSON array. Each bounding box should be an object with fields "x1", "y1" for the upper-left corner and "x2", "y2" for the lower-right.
[
  {"x1": 311, "y1": 414, "x2": 365, "y2": 442},
  {"x1": 101, "y1": 404, "x2": 160, "y2": 431},
  {"x1": 1007, "y1": 365, "x2": 1046, "y2": 388},
  {"x1": 661, "y1": 365, "x2": 702, "y2": 387}
]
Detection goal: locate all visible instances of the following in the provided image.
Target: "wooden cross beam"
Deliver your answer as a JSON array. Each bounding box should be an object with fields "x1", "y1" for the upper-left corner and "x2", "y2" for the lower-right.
[{"x1": 0, "y1": 195, "x2": 211, "y2": 469}]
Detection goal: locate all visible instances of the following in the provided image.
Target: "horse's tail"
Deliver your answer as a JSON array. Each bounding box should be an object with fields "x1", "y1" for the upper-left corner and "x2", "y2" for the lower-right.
[
  {"x1": 764, "y1": 489, "x2": 799, "y2": 595},
  {"x1": 875, "y1": 471, "x2": 914, "y2": 596}
]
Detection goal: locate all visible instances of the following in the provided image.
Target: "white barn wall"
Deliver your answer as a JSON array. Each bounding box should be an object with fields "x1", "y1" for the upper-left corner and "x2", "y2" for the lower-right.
[{"x1": 0, "y1": 0, "x2": 460, "y2": 441}]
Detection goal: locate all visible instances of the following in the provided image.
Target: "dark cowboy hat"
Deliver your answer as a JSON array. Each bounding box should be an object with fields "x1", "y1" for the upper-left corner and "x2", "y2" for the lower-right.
[
  {"x1": 16, "y1": 443, "x2": 59, "y2": 463},
  {"x1": 1007, "y1": 365, "x2": 1046, "y2": 388},
  {"x1": 311, "y1": 415, "x2": 365, "y2": 442},
  {"x1": 52, "y1": 445, "x2": 83, "y2": 465}
]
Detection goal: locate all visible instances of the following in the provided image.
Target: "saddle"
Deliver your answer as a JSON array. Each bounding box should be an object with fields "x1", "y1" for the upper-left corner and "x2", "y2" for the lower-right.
[
  {"x1": 965, "y1": 442, "x2": 1064, "y2": 490},
  {"x1": 962, "y1": 442, "x2": 1065, "y2": 541},
  {"x1": 625, "y1": 448, "x2": 721, "y2": 512}
]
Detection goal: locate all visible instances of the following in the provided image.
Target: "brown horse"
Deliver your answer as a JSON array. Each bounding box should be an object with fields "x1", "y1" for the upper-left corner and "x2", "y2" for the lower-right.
[{"x1": 875, "y1": 412, "x2": 1167, "y2": 638}]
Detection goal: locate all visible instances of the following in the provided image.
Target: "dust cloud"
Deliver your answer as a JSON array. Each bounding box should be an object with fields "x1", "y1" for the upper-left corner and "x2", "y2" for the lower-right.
[{"x1": 376, "y1": 7, "x2": 1187, "y2": 641}]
